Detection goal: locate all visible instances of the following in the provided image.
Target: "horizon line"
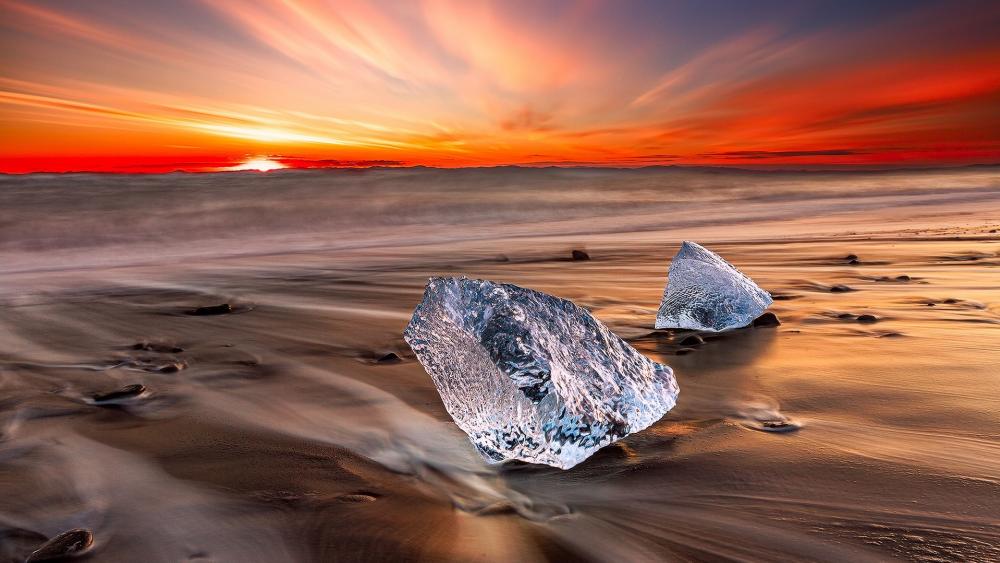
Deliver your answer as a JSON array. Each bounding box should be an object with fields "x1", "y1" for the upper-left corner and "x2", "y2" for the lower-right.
[{"x1": 2, "y1": 161, "x2": 999, "y2": 177}]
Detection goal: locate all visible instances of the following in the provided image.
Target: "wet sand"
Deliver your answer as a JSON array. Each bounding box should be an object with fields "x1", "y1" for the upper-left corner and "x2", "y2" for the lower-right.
[{"x1": 1, "y1": 167, "x2": 999, "y2": 561}]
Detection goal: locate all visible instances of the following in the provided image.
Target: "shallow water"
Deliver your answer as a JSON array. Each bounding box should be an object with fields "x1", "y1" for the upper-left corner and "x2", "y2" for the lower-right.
[{"x1": 1, "y1": 167, "x2": 999, "y2": 561}]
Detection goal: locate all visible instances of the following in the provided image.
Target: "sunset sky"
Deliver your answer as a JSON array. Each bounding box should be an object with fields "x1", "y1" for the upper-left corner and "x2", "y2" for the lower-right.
[{"x1": 2, "y1": 0, "x2": 999, "y2": 172}]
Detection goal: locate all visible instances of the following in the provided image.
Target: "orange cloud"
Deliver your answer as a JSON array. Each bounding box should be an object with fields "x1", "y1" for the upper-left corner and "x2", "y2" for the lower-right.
[{"x1": 1, "y1": 0, "x2": 999, "y2": 172}]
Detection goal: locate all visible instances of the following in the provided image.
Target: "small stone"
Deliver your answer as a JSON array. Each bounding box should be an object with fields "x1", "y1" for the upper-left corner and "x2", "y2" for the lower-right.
[
  {"x1": 943, "y1": 298, "x2": 959, "y2": 304},
  {"x1": 92, "y1": 384, "x2": 146, "y2": 404},
  {"x1": 156, "y1": 362, "x2": 184, "y2": 374},
  {"x1": 189, "y1": 303, "x2": 233, "y2": 316},
  {"x1": 758, "y1": 420, "x2": 799, "y2": 433},
  {"x1": 335, "y1": 493, "x2": 379, "y2": 503},
  {"x1": 571, "y1": 249, "x2": 590, "y2": 261},
  {"x1": 844, "y1": 254, "x2": 859, "y2": 261},
  {"x1": 856, "y1": 314, "x2": 878, "y2": 323},
  {"x1": 679, "y1": 335, "x2": 704, "y2": 346},
  {"x1": 830, "y1": 284, "x2": 852, "y2": 293},
  {"x1": 26, "y1": 529, "x2": 94, "y2": 562},
  {"x1": 376, "y1": 352, "x2": 401, "y2": 364},
  {"x1": 836, "y1": 313, "x2": 855, "y2": 319},
  {"x1": 990, "y1": 229, "x2": 997, "y2": 233},
  {"x1": 752, "y1": 312, "x2": 781, "y2": 327},
  {"x1": 895, "y1": 275, "x2": 911, "y2": 282}
]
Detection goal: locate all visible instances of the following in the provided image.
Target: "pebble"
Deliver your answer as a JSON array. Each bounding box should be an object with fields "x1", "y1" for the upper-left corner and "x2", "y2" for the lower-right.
[
  {"x1": 758, "y1": 420, "x2": 800, "y2": 433},
  {"x1": 336, "y1": 493, "x2": 379, "y2": 503},
  {"x1": 377, "y1": 352, "x2": 401, "y2": 364},
  {"x1": 856, "y1": 314, "x2": 879, "y2": 323},
  {"x1": 571, "y1": 249, "x2": 590, "y2": 261},
  {"x1": 679, "y1": 335, "x2": 704, "y2": 346},
  {"x1": 742, "y1": 419, "x2": 802, "y2": 433},
  {"x1": 26, "y1": 529, "x2": 94, "y2": 562},
  {"x1": 752, "y1": 312, "x2": 781, "y2": 327},
  {"x1": 92, "y1": 384, "x2": 147, "y2": 404},
  {"x1": 189, "y1": 303, "x2": 233, "y2": 316},
  {"x1": 830, "y1": 284, "x2": 853, "y2": 293},
  {"x1": 156, "y1": 362, "x2": 184, "y2": 374}
]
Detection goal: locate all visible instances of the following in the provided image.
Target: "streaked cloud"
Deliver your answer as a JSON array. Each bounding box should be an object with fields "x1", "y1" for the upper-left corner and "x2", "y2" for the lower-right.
[{"x1": 1, "y1": 0, "x2": 999, "y2": 171}]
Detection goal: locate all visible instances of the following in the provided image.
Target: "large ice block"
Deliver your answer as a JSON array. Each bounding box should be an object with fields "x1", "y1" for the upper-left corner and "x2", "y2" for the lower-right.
[
  {"x1": 404, "y1": 277, "x2": 678, "y2": 469},
  {"x1": 655, "y1": 241, "x2": 772, "y2": 332}
]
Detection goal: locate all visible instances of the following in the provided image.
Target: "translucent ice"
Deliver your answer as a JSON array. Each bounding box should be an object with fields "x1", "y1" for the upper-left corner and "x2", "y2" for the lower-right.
[
  {"x1": 656, "y1": 241, "x2": 772, "y2": 332},
  {"x1": 404, "y1": 277, "x2": 678, "y2": 469}
]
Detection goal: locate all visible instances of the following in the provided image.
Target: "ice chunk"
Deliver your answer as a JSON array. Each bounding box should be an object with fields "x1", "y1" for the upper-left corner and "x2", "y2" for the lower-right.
[
  {"x1": 656, "y1": 241, "x2": 772, "y2": 332},
  {"x1": 404, "y1": 277, "x2": 678, "y2": 469}
]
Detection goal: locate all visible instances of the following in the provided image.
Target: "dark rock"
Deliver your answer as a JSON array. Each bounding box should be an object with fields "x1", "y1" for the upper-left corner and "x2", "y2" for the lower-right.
[
  {"x1": 189, "y1": 303, "x2": 233, "y2": 316},
  {"x1": 844, "y1": 254, "x2": 858, "y2": 261},
  {"x1": 495, "y1": 254, "x2": 510, "y2": 262},
  {"x1": 156, "y1": 362, "x2": 184, "y2": 374},
  {"x1": 848, "y1": 258, "x2": 860, "y2": 265},
  {"x1": 836, "y1": 312, "x2": 855, "y2": 319},
  {"x1": 376, "y1": 352, "x2": 401, "y2": 364},
  {"x1": 679, "y1": 335, "x2": 704, "y2": 346},
  {"x1": 741, "y1": 419, "x2": 801, "y2": 433},
  {"x1": 571, "y1": 249, "x2": 590, "y2": 261},
  {"x1": 895, "y1": 275, "x2": 911, "y2": 282},
  {"x1": 990, "y1": 229, "x2": 997, "y2": 233},
  {"x1": 759, "y1": 420, "x2": 799, "y2": 433},
  {"x1": 26, "y1": 529, "x2": 93, "y2": 562},
  {"x1": 336, "y1": 492, "x2": 379, "y2": 503},
  {"x1": 92, "y1": 384, "x2": 146, "y2": 404},
  {"x1": 830, "y1": 284, "x2": 853, "y2": 293},
  {"x1": 856, "y1": 314, "x2": 878, "y2": 323},
  {"x1": 752, "y1": 312, "x2": 781, "y2": 327},
  {"x1": 943, "y1": 298, "x2": 959, "y2": 304}
]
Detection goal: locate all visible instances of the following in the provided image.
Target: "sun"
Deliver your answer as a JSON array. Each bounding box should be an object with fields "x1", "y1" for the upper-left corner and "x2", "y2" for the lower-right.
[{"x1": 228, "y1": 158, "x2": 286, "y2": 172}]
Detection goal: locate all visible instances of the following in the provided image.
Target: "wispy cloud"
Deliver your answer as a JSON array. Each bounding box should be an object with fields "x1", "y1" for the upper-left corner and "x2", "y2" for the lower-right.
[{"x1": 1, "y1": 0, "x2": 999, "y2": 171}]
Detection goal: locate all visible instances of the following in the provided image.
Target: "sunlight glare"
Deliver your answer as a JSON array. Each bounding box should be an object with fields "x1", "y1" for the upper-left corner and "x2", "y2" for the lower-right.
[{"x1": 229, "y1": 158, "x2": 286, "y2": 172}]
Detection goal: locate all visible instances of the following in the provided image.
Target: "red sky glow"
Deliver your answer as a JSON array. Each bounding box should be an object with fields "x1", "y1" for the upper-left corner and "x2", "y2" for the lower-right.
[{"x1": 1, "y1": 0, "x2": 999, "y2": 173}]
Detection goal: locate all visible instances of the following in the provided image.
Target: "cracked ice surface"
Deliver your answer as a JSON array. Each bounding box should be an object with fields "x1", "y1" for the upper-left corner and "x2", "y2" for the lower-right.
[
  {"x1": 404, "y1": 277, "x2": 678, "y2": 469},
  {"x1": 656, "y1": 241, "x2": 772, "y2": 332}
]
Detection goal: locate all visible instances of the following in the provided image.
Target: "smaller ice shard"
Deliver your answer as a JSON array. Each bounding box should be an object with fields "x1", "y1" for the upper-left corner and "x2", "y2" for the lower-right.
[
  {"x1": 404, "y1": 277, "x2": 678, "y2": 469},
  {"x1": 656, "y1": 241, "x2": 772, "y2": 332}
]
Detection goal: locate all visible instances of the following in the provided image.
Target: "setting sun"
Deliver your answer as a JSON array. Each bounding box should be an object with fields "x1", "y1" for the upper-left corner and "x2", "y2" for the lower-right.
[{"x1": 228, "y1": 158, "x2": 286, "y2": 172}]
